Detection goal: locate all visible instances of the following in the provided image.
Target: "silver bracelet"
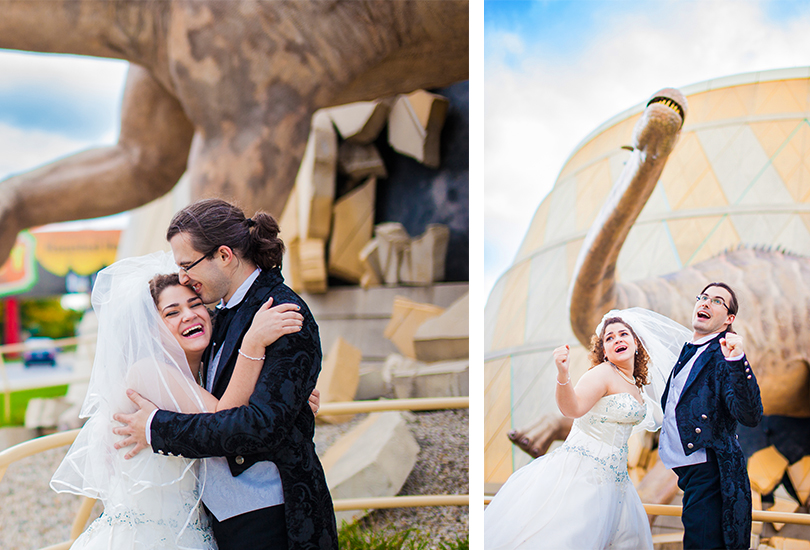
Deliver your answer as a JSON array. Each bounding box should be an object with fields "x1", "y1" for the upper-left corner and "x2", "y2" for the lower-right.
[
  {"x1": 556, "y1": 376, "x2": 571, "y2": 386},
  {"x1": 238, "y1": 349, "x2": 266, "y2": 362}
]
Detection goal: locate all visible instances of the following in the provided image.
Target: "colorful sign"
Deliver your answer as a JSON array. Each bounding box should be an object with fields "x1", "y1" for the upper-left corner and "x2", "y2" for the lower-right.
[{"x1": 0, "y1": 232, "x2": 37, "y2": 297}]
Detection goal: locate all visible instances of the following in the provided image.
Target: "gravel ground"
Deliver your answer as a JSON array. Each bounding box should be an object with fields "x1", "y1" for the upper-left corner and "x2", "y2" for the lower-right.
[{"x1": 0, "y1": 408, "x2": 468, "y2": 549}]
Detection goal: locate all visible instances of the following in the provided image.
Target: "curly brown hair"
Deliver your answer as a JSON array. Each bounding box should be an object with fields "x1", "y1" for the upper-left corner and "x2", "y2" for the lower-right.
[
  {"x1": 587, "y1": 317, "x2": 649, "y2": 389},
  {"x1": 149, "y1": 272, "x2": 182, "y2": 306}
]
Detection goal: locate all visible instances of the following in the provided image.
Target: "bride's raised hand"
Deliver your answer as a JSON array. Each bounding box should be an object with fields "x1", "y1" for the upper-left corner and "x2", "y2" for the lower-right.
[
  {"x1": 553, "y1": 344, "x2": 571, "y2": 385},
  {"x1": 243, "y1": 297, "x2": 304, "y2": 350}
]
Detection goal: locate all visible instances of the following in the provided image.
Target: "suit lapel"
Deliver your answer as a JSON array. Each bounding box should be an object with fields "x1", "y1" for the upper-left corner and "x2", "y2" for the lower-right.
[
  {"x1": 681, "y1": 336, "x2": 721, "y2": 395},
  {"x1": 210, "y1": 282, "x2": 274, "y2": 396}
]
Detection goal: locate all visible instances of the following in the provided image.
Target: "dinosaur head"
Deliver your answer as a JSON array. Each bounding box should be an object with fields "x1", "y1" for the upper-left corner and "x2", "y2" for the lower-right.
[{"x1": 646, "y1": 88, "x2": 688, "y2": 128}]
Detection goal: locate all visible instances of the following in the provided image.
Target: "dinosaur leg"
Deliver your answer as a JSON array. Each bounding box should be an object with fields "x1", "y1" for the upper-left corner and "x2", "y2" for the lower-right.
[
  {"x1": 508, "y1": 414, "x2": 574, "y2": 458},
  {"x1": 636, "y1": 458, "x2": 680, "y2": 525},
  {"x1": 0, "y1": 65, "x2": 194, "y2": 266}
]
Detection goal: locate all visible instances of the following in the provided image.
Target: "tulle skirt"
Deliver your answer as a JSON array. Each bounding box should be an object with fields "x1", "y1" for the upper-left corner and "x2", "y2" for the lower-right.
[{"x1": 484, "y1": 445, "x2": 653, "y2": 549}]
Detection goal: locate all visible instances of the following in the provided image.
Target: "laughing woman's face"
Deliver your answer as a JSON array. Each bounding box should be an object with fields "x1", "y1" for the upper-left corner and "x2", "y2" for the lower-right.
[{"x1": 156, "y1": 284, "x2": 212, "y2": 358}]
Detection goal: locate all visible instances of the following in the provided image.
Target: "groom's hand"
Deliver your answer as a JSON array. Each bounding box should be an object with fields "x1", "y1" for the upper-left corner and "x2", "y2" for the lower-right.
[
  {"x1": 112, "y1": 389, "x2": 158, "y2": 459},
  {"x1": 720, "y1": 332, "x2": 744, "y2": 358}
]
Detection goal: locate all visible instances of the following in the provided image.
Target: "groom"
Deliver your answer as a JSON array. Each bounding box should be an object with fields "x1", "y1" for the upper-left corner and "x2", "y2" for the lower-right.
[
  {"x1": 113, "y1": 198, "x2": 338, "y2": 550},
  {"x1": 659, "y1": 282, "x2": 762, "y2": 550}
]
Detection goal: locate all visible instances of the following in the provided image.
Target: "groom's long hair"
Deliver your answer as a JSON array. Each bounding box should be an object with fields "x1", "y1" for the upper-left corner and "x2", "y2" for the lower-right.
[{"x1": 167, "y1": 198, "x2": 285, "y2": 271}]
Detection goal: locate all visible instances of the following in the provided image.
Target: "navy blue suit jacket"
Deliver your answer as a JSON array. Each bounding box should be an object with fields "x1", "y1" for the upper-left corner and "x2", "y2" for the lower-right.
[
  {"x1": 149, "y1": 268, "x2": 338, "y2": 550},
  {"x1": 661, "y1": 332, "x2": 762, "y2": 549}
]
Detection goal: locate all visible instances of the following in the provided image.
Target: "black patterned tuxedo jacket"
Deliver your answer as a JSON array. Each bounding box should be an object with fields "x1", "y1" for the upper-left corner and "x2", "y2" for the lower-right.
[
  {"x1": 661, "y1": 331, "x2": 763, "y2": 549},
  {"x1": 150, "y1": 268, "x2": 338, "y2": 550}
]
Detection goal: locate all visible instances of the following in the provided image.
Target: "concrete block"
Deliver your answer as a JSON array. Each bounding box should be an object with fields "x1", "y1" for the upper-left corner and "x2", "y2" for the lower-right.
[
  {"x1": 316, "y1": 337, "x2": 361, "y2": 424},
  {"x1": 403, "y1": 224, "x2": 450, "y2": 284},
  {"x1": 375, "y1": 223, "x2": 411, "y2": 285},
  {"x1": 321, "y1": 411, "x2": 420, "y2": 525},
  {"x1": 328, "y1": 177, "x2": 376, "y2": 283},
  {"x1": 384, "y1": 354, "x2": 468, "y2": 399},
  {"x1": 299, "y1": 238, "x2": 328, "y2": 294},
  {"x1": 748, "y1": 445, "x2": 789, "y2": 495},
  {"x1": 383, "y1": 296, "x2": 444, "y2": 358},
  {"x1": 766, "y1": 536, "x2": 810, "y2": 549},
  {"x1": 355, "y1": 361, "x2": 390, "y2": 401},
  {"x1": 387, "y1": 90, "x2": 449, "y2": 168},
  {"x1": 296, "y1": 110, "x2": 337, "y2": 240},
  {"x1": 338, "y1": 142, "x2": 387, "y2": 183},
  {"x1": 768, "y1": 487, "x2": 799, "y2": 531},
  {"x1": 787, "y1": 456, "x2": 810, "y2": 505},
  {"x1": 0, "y1": 426, "x2": 37, "y2": 451},
  {"x1": 24, "y1": 397, "x2": 72, "y2": 429},
  {"x1": 327, "y1": 99, "x2": 393, "y2": 144},
  {"x1": 413, "y1": 293, "x2": 469, "y2": 362},
  {"x1": 359, "y1": 239, "x2": 383, "y2": 289}
]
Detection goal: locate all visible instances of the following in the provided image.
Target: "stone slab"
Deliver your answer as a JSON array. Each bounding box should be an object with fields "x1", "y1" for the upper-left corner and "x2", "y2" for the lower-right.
[{"x1": 321, "y1": 411, "x2": 419, "y2": 525}]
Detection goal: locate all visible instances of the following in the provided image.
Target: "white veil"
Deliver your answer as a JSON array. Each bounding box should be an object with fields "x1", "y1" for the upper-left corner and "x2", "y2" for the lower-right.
[
  {"x1": 595, "y1": 307, "x2": 692, "y2": 432},
  {"x1": 51, "y1": 251, "x2": 210, "y2": 542}
]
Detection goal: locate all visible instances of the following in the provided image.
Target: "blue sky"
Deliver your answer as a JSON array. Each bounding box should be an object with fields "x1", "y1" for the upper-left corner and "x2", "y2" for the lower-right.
[
  {"x1": 0, "y1": 50, "x2": 128, "y2": 226},
  {"x1": 484, "y1": 0, "x2": 810, "y2": 299}
]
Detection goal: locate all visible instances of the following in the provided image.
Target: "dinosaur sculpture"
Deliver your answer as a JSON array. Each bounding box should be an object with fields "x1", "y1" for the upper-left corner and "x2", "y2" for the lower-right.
[
  {"x1": 0, "y1": 0, "x2": 468, "y2": 267},
  {"x1": 509, "y1": 87, "x2": 810, "y2": 506}
]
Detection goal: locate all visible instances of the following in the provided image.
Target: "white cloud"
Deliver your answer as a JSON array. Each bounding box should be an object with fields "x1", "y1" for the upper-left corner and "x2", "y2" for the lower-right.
[
  {"x1": 0, "y1": 50, "x2": 128, "y2": 97},
  {"x1": 0, "y1": 122, "x2": 109, "y2": 180},
  {"x1": 484, "y1": 0, "x2": 810, "y2": 296}
]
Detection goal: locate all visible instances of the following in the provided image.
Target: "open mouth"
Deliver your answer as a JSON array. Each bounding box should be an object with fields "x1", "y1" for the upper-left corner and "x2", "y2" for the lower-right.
[
  {"x1": 182, "y1": 324, "x2": 204, "y2": 337},
  {"x1": 697, "y1": 310, "x2": 711, "y2": 320},
  {"x1": 615, "y1": 344, "x2": 628, "y2": 354},
  {"x1": 647, "y1": 96, "x2": 686, "y2": 123}
]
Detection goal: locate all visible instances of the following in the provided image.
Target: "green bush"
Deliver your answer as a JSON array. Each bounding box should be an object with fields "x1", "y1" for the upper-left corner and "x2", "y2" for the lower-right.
[
  {"x1": 20, "y1": 297, "x2": 82, "y2": 340},
  {"x1": 338, "y1": 521, "x2": 468, "y2": 550}
]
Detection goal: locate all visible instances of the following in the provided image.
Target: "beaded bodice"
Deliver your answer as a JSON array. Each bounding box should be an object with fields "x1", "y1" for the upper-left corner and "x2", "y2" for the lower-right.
[{"x1": 557, "y1": 393, "x2": 647, "y2": 485}]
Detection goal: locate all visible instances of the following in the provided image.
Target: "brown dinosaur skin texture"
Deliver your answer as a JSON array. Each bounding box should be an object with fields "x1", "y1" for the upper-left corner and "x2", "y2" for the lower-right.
[
  {"x1": 0, "y1": 0, "x2": 468, "y2": 266},
  {"x1": 511, "y1": 87, "x2": 810, "y2": 511}
]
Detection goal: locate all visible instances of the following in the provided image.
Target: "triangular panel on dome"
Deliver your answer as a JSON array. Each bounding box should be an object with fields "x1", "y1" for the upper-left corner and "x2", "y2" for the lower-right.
[
  {"x1": 772, "y1": 214, "x2": 810, "y2": 254},
  {"x1": 490, "y1": 260, "x2": 531, "y2": 352},
  {"x1": 730, "y1": 212, "x2": 793, "y2": 247},
  {"x1": 638, "y1": 180, "x2": 675, "y2": 220},
  {"x1": 561, "y1": 115, "x2": 639, "y2": 179},
  {"x1": 698, "y1": 125, "x2": 770, "y2": 205},
  {"x1": 617, "y1": 221, "x2": 683, "y2": 281},
  {"x1": 485, "y1": 275, "x2": 508, "y2": 353},
  {"x1": 749, "y1": 118, "x2": 804, "y2": 160},
  {"x1": 758, "y1": 119, "x2": 810, "y2": 203},
  {"x1": 608, "y1": 147, "x2": 633, "y2": 182},
  {"x1": 566, "y1": 238, "x2": 585, "y2": 281},
  {"x1": 575, "y1": 158, "x2": 614, "y2": 231},
  {"x1": 704, "y1": 83, "x2": 758, "y2": 122},
  {"x1": 734, "y1": 161, "x2": 795, "y2": 207},
  {"x1": 668, "y1": 215, "x2": 738, "y2": 265},
  {"x1": 484, "y1": 356, "x2": 514, "y2": 484},
  {"x1": 509, "y1": 351, "x2": 557, "y2": 470},
  {"x1": 754, "y1": 79, "x2": 810, "y2": 116},
  {"x1": 544, "y1": 177, "x2": 578, "y2": 242},
  {"x1": 659, "y1": 131, "x2": 715, "y2": 208},
  {"x1": 800, "y1": 213, "x2": 810, "y2": 240},
  {"x1": 526, "y1": 248, "x2": 571, "y2": 344},
  {"x1": 687, "y1": 216, "x2": 741, "y2": 265},
  {"x1": 516, "y1": 195, "x2": 552, "y2": 263}
]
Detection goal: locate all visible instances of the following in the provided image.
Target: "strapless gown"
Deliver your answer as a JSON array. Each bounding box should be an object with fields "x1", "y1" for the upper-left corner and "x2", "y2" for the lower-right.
[{"x1": 484, "y1": 392, "x2": 653, "y2": 549}]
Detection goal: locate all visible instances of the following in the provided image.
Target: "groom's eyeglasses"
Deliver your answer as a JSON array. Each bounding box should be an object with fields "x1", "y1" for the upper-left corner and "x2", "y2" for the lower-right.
[
  {"x1": 181, "y1": 247, "x2": 219, "y2": 274},
  {"x1": 695, "y1": 294, "x2": 729, "y2": 310}
]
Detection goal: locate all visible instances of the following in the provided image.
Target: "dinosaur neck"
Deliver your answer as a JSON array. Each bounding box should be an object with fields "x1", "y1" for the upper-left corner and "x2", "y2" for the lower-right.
[{"x1": 568, "y1": 101, "x2": 684, "y2": 346}]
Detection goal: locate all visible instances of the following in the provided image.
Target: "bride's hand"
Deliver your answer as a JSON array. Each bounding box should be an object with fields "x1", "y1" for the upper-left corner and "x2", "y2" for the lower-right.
[
  {"x1": 243, "y1": 297, "x2": 304, "y2": 350},
  {"x1": 553, "y1": 345, "x2": 570, "y2": 383}
]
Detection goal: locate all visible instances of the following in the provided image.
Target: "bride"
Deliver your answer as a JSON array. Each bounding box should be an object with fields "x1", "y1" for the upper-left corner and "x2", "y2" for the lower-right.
[
  {"x1": 484, "y1": 308, "x2": 691, "y2": 549},
  {"x1": 50, "y1": 251, "x2": 310, "y2": 549}
]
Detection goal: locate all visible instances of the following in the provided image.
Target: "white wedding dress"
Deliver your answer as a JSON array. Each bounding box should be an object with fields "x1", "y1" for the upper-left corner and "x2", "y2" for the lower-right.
[
  {"x1": 51, "y1": 252, "x2": 218, "y2": 550},
  {"x1": 484, "y1": 392, "x2": 654, "y2": 550}
]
